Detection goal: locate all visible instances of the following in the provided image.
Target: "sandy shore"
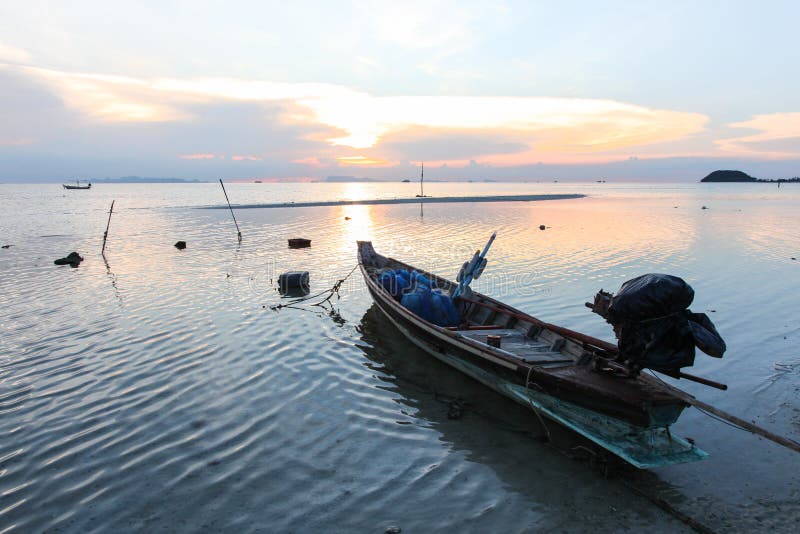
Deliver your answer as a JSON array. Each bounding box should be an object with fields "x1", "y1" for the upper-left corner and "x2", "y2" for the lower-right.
[{"x1": 201, "y1": 193, "x2": 584, "y2": 209}]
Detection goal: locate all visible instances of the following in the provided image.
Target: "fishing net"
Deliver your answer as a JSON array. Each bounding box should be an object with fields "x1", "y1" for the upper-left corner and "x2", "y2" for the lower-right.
[{"x1": 379, "y1": 269, "x2": 460, "y2": 327}]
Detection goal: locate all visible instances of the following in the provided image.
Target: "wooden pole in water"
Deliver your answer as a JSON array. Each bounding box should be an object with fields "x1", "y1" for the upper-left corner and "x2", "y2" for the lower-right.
[
  {"x1": 420, "y1": 161, "x2": 424, "y2": 197},
  {"x1": 219, "y1": 179, "x2": 242, "y2": 241},
  {"x1": 101, "y1": 200, "x2": 115, "y2": 254},
  {"x1": 662, "y1": 384, "x2": 800, "y2": 454}
]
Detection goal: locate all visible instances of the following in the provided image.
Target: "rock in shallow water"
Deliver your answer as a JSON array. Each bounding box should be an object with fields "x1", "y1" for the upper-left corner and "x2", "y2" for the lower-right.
[
  {"x1": 54, "y1": 252, "x2": 83, "y2": 267},
  {"x1": 174, "y1": 241, "x2": 187, "y2": 250}
]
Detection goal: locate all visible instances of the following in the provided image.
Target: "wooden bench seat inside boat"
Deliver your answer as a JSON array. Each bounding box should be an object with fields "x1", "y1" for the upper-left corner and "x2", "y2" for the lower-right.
[{"x1": 458, "y1": 328, "x2": 575, "y2": 365}]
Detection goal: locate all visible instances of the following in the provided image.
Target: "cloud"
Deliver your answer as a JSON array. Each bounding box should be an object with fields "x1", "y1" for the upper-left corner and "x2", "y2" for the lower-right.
[
  {"x1": 377, "y1": 126, "x2": 529, "y2": 161},
  {"x1": 292, "y1": 156, "x2": 325, "y2": 167},
  {"x1": 7, "y1": 63, "x2": 707, "y2": 159},
  {"x1": 1, "y1": 62, "x2": 713, "y2": 175},
  {"x1": 717, "y1": 113, "x2": 800, "y2": 159},
  {"x1": 304, "y1": 95, "x2": 708, "y2": 157},
  {"x1": 357, "y1": 0, "x2": 478, "y2": 53},
  {"x1": 336, "y1": 155, "x2": 392, "y2": 166},
  {"x1": 0, "y1": 137, "x2": 35, "y2": 146},
  {"x1": 356, "y1": 56, "x2": 382, "y2": 70},
  {"x1": 19, "y1": 66, "x2": 190, "y2": 122},
  {"x1": 179, "y1": 154, "x2": 216, "y2": 160},
  {"x1": 232, "y1": 155, "x2": 262, "y2": 161},
  {"x1": 0, "y1": 42, "x2": 31, "y2": 63}
]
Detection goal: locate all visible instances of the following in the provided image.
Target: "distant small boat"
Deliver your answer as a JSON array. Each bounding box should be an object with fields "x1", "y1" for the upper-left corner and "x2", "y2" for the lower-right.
[
  {"x1": 63, "y1": 180, "x2": 91, "y2": 190},
  {"x1": 401, "y1": 179, "x2": 410, "y2": 183}
]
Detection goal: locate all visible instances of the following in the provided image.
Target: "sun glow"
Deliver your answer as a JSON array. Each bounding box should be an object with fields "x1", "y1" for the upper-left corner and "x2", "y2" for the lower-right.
[
  {"x1": 339, "y1": 204, "x2": 375, "y2": 250},
  {"x1": 336, "y1": 155, "x2": 390, "y2": 166}
]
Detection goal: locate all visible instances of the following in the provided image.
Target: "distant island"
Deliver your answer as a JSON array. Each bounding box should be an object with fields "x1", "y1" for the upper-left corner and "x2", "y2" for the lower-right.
[
  {"x1": 701, "y1": 170, "x2": 756, "y2": 182},
  {"x1": 701, "y1": 170, "x2": 799, "y2": 183},
  {"x1": 325, "y1": 176, "x2": 375, "y2": 183},
  {"x1": 97, "y1": 176, "x2": 206, "y2": 183}
]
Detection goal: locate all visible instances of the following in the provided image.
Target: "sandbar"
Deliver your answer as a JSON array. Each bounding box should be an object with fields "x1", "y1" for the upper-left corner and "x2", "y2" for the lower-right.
[{"x1": 201, "y1": 193, "x2": 584, "y2": 210}]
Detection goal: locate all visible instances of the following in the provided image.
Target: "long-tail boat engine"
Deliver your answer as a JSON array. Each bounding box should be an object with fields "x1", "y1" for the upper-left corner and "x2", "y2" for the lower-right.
[{"x1": 587, "y1": 274, "x2": 726, "y2": 375}]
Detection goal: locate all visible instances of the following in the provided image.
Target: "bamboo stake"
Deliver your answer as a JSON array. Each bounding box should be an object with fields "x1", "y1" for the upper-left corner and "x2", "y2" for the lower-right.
[
  {"x1": 662, "y1": 383, "x2": 800, "y2": 454},
  {"x1": 420, "y1": 161, "x2": 424, "y2": 198},
  {"x1": 219, "y1": 179, "x2": 242, "y2": 241},
  {"x1": 101, "y1": 200, "x2": 115, "y2": 254}
]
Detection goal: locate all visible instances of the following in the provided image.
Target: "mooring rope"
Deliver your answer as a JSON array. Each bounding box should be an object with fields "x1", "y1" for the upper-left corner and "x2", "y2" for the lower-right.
[
  {"x1": 524, "y1": 365, "x2": 551, "y2": 442},
  {"x1": 269, "y1": 263, "x2": 360, "y2": 311},
  {"x1": 647, "y1": 370, "x2": 751, "y2": 433}
]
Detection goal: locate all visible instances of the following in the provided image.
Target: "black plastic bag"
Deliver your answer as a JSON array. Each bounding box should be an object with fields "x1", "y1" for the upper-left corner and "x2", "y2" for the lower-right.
[
  {"x1": 617, "y1": 316, "x2": 696, "y2": 372},
  {"x1": 687, "y1": 312, "x2": 726, "y2": 358},
  {"x1": 609, "y1": 273, "x2": 694, "y2": 322},
  {"x1": 605, "y1": 274, "x2": 726, "y2": 372}
]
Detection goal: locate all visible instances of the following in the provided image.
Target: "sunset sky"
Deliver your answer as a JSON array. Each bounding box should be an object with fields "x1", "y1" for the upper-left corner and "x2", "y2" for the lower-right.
[{"x1": 1, "y1": 1, "x2": 798, "y2": 182}]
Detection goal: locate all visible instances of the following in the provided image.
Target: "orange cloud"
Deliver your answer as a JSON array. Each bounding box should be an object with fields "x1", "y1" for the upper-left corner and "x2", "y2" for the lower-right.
[
  {"x1": 308, "y1": 96, "x2": 708, "y2": 154},
  {"x1": 0, "y1": 137, "x2": 35, "y2": 146},
  {"x1": 17, "y1": 66, "x2": 189, "y2": 122},
  {"x1": 292, "y1": 156, "x2": 325, "y2": 167},
  {"x1": 6, "y1": 63, "x2": 710, "y2": 164},
  {"x1": 179, "y1": 153, "x2": 216, "y2": 160},
  {"x1": 336, "y1": 155, "x2": 392, "y2": 167},
  {"x1": 717, "y1": 113, "x2": 800, "y2": 159}
]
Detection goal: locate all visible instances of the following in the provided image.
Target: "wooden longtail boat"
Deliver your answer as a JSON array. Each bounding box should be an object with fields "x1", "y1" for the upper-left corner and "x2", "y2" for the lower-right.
[
  {"x1": 63, "y1": 180, "x2": 91, "y2": 189},
  {"x1": 357, "y1": 241, "x2": 708, "y2": 468}
]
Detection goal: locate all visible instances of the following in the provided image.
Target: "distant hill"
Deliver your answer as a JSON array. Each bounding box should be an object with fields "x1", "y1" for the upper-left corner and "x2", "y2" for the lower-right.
[
  {"x1": 700, "y1": 170, "x2": 757, "y2": 182},
  {"x1": 325, "y1": 176, "x2": 375, "y2": 183},
  {"x1": 98, "y1": 176, "x2": 205, "y2": 183}
]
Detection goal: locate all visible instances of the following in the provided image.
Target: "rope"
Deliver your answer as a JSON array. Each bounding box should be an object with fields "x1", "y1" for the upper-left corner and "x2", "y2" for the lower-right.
[
  {"x1": 524, "y1": 365, "x2": 551, "y2": 442},
  {"x1": 269, "y1": 264, "x2": 360, "y2": 311},
  {"x1": 648, "y1": 370, "x2": 751, "y2": 433}
]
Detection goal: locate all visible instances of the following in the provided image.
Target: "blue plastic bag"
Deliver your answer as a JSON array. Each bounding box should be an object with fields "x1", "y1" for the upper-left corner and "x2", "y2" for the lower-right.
[
  {"x1": 378, "y1": 269, "x2": 411, "y2": 301},
  {"x1": 400, "y1": 285, "x2": 432, "y2": 321},
  {"x1": 400, "y1": 284, "x2": 460, "y2": 327},
  {"x1": 430, "y1": 289, "x2": 461, "y2": 326}
]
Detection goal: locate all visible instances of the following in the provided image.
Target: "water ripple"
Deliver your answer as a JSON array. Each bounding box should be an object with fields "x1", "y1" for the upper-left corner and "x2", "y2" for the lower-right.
[{"x1": 0, "y1": 183, "x2": 797, "y2": 531}]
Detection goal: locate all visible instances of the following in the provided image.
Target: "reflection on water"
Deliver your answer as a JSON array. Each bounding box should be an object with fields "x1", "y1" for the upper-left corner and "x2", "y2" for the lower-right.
[
  {"x1": 339, "y1": 204, "x2": 375, "y2": 247},
  {"x1": 355, "y1": 304, "x2": 724, "y2": 530},
  {"x1": 0, "y1": 182, "x2": 797, "y2": 531}
]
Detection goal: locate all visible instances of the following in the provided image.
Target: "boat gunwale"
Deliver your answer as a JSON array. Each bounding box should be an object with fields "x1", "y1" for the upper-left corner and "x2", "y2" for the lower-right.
[{"x1": 357, "y1": 241, "x2": 611, "y2": 376}]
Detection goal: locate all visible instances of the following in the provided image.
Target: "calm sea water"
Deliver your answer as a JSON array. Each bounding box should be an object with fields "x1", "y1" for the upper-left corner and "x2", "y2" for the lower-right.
[{"x1": 0, "y1": 181, "x2": 798, "y2": 532}]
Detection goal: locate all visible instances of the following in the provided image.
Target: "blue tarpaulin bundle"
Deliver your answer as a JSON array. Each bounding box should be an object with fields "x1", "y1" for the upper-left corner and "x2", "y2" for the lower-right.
[
  {"x1": 378, "y1": 269, "x2": 410, "y2": 300},
  {"x1": 378, "y1": 269, "x2": 460, "y2": 327}
]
